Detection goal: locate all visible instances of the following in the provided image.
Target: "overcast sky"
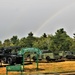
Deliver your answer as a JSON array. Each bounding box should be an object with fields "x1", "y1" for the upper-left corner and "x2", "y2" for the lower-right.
[{"x1": 0, "y1": 0, "x2": 75, "y2": 41}]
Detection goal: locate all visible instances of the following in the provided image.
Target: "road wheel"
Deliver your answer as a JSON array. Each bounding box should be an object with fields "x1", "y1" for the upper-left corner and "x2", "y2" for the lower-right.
[
  {"x1": 32, "y1": 56, "x2": 37, "y2": 62},
  {"x1": 46, "y1": 56, "x2": 50, "y2": 62},
  {"x1": 2, "y1": 57, "x2": 7, "y2": 63},
  {"x1": 7, "y1": 57, "x2": 13, "y2": 65}
]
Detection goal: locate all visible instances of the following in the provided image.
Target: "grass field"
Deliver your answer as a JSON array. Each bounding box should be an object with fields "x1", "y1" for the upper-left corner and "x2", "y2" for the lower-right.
[{"x1": 0, "y1": 61, "x2": 75, "y2": 75}]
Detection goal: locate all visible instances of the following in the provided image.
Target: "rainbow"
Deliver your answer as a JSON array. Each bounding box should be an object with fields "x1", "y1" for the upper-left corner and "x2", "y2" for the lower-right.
[{"x1": 35, "y1": 2, "x2": 75, "y2": 34}]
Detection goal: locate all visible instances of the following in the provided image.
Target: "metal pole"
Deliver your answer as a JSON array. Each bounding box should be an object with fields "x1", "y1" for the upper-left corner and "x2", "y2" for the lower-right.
[
  {"x1": 6, "y1": 69, "x2": 8, "y2": 75},
  {"x1": 36, "y1": 51, "x2": 39, "y2": 70},
  {"x1": 36, "y1": 53, "x2": 38, "y2": 70},
  {"x1": 6, "y1": 70, "x2": 7, "y2": 75},
  {"x1": 23, "y1": 55, "x2": 24, "y2": 71}
]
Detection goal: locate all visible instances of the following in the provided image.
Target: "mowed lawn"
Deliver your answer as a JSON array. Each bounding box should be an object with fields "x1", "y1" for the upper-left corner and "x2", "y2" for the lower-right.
[{"x1": 0, "y1": 61, "x2": 75, "y2": 75}]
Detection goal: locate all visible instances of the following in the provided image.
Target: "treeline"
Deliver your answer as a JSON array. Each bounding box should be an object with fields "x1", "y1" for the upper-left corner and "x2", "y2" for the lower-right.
[{"x1": 0, "y1": 28, "x2": 75, "y2": 52}]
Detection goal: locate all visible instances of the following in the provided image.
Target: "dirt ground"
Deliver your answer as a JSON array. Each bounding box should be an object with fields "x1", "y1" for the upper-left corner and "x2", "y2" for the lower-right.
[{"x1": 0, "y1": 61, "x2": 75, "y2": 75}]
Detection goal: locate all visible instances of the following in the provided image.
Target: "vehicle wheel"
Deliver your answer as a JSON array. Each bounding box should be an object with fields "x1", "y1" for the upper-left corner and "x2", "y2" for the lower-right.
[
  {"x1": 2, "y1": 57, "x2": 7, "y2": 63},
  {"x1": 7, "y1": 57, "x2": 13, "y2": 65},
  {"x1": 46, "y1": 56, "x2": 50, "y2": 62},
  {"x1": 32, "y1": 56, "x2": 37, "y2": 62}
]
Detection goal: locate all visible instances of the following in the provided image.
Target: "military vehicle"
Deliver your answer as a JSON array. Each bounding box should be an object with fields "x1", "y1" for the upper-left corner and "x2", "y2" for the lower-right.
[
  {"x1": 31, "y1": 50, "x2": 74, "y2": 62},
  {"x1": 0, "y1": 46, "x2": 23, "y2": 65},
  {"x1": 31, "y1": 50, "x2": 63, "y2": 62},
  {"x1": 63, "y1": 51, "x2": 75, "y2": 60}
]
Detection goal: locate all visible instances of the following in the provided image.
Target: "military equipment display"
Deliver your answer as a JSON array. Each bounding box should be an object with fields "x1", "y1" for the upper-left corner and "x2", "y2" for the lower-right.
[
  {"x1": 42, "y1": 50, "x2": 61, "y2": 62},
  {"x1": 0, "y1": 46, "x2": 23, "y2": 65},
  {"x1": 31, "y1": 50, "x2": 63, "y2": 62},
  {"x1": 0, "y1": 46, "x2": 75, "y2": 65},
  {"x1": 31, "y1": 50, "x2": 75, "y2": 62},
  {"x1": 63, "y1": 51, "x2": 75, "y2": 60}
]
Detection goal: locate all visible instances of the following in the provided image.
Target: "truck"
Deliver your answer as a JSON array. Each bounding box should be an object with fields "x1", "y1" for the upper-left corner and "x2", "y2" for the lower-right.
[
  {"x1": 63, "y1": 51, "x2": 75, "y2": 60},
  {"x1": 0, "y1": 46, "x2": 23, "y2": 65},
  {"x1": 31, "y1": 50, "x2": 62, "y2": 62},
  {"x1": 41, "y1": 50, "x2": 75, "y2": 62}
]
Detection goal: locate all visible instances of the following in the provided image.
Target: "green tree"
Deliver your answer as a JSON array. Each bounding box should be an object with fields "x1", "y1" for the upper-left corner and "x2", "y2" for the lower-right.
[
  {"x1": 19, "y1": 37, "x2": 26, "y2": 47},
  {"x1": 25, "y1": 32, "x2": 36, "y2": 47},
  {"x1": 10, "y1": 36, "x2": 19, "y2": 46},
  {"x1": 70, "y1": 33, "x2": 75, "y2": 51},
  {"x1": 42, "y1": 33, "x2": 47, "y2": 38},
  {"x1": 49, "y1": 28, "x2": 72, "y2": 52},
  {"x1": 33, "y1": 33, "x2": 48, "y2": 50},
  {"x1": 0, "y1": 41, "x2": 3, "y2": 48},
  {"x1": 3, "y1": 39, "x2": 11, "y2": 47},
  {"x1": 28, "y1": 32, "x2": 33, "y2": 37}
]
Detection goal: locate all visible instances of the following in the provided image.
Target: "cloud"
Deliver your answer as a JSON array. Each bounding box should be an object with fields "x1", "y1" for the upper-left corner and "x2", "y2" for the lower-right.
[{"x1": 0, "y1": 0, "x2": 75, "y2": 41}]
